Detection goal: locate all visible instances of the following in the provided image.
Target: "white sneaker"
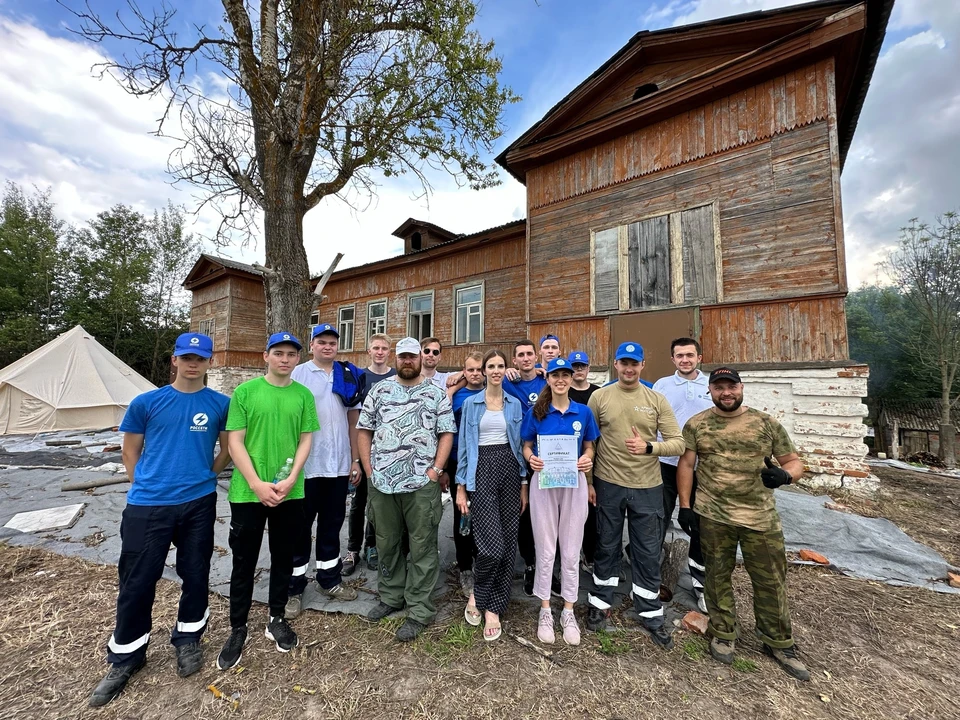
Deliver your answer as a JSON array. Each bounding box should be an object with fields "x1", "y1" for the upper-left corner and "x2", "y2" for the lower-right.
[
  {"x1": 537, "y1": 608, "x2": 555, "y2": 644},
  {"x1": 560, "y1": 609, "x2": 581, "y2": 646}
]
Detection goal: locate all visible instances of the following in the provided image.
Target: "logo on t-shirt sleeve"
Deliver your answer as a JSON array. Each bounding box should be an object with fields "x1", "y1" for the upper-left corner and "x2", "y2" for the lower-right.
[{"x1": 190, "y1": 412, "x2": 209, "y2": 432}]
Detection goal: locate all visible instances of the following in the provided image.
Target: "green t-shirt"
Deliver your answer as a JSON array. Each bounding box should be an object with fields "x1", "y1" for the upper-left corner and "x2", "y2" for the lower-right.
[
  {"x1": 226, "y1": 377, "x2": 321, "y2": 503},
  {"x1": 682, "y1": 407, "x2": 796, "y2": 531}
]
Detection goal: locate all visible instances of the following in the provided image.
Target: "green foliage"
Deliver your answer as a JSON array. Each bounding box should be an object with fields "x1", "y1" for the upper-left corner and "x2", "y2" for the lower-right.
[
  {"x1": 732, "y1": 657, "x2": 759, "y2": 673},
  {"x1": 846, "y1": 285, "x2": 938, "y2": 400},
  {"x1": 0, "y1": 182, "x2": 192, "y2": 385},
  {"x1": 596, "y1": 628, "x2": 631, "y2": 656},
  {"x1": 682, "y1": 637, "x2": 708, "y2": 661}
]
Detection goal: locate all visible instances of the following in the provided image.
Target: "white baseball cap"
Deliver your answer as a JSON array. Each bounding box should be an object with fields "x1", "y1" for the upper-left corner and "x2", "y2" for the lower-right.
[{"x1": 396, "y1": 337, "x2": 422, "y2": 355}]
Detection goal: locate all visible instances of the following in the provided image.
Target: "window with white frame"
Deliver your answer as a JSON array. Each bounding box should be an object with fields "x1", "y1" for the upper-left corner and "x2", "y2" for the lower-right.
[
  {"x1": 309, "y1": 310, "x2": 320, "y2": 334},
  {"x1": 367, "y1": 300, "x2": 387, "y2": 339},
  {"x1": 408, "y1": 292, "x2": 433, "y2": 340},
  {"x1": 337, "y1": 306, "x2": 355, "y2": 351},
  {"x1": 454, "y1": 284, "x2": 483, "y2": 344}
]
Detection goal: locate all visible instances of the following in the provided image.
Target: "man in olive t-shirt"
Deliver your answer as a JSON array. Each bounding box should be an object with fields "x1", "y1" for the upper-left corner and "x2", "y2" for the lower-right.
[
  {"x1": 677, "y1": 366, "x2": 809, "y2": 681},
  {"x1": 216, "y1": 332, "x2": 320, "y2": 672}
]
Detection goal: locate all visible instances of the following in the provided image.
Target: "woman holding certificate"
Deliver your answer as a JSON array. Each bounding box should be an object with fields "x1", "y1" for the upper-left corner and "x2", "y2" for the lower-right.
[
  {"x1": 521, "y1": 357, "x2": 600, "y2": 645},
  {"x1": 455, "y1": 349, "x2": 527, "y2": 641}
]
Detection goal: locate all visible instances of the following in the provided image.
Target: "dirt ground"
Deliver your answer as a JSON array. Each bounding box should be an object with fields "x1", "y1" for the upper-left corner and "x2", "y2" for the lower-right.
[{"x1": 2, "y1": 498, "x2": 959, "y2": 720}]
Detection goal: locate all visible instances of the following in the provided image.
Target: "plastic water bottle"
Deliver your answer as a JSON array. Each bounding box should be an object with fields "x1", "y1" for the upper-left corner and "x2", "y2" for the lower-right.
[
  {"x1": 458, "y1": 502, "x2": 471, "y2": 536},
  {"x1": 272, "y1": 457, "x2": 294, "y2": 484}
]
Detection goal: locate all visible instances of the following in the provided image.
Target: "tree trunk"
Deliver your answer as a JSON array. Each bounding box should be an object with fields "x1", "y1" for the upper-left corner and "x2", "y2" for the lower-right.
[
  {"x1": 940, "y1": 375, "x2": 956, "y2": 468},
  {"x1": 261, "y1": 159, "x2": 313, "y2": 342}
]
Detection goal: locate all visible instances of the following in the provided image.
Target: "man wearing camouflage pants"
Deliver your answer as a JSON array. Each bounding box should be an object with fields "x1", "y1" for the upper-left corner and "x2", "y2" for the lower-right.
[{"x1": 676, "y1": 366, "x2": 810, "y2": 681}]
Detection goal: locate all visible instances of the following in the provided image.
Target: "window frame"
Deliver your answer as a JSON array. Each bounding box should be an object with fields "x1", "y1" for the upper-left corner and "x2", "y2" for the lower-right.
[
  {"x1": 452, "y1": 281, "x2": 484, "y2": 345},
  {"x1": 197, "y1": 318, "x2": 215, "y2": 341},
  {"x1": 366, "y1": 298, "x2": 388, "y2": 341},
  {"x1": 337, "y1": 304, "x2": 355, "y2": 352},
  {"x1": 407, "y1": 290, "x2": 435, "y2": 341},
  {"x1": 589, "y1": 201, "x2": 723, "y2": 314}
]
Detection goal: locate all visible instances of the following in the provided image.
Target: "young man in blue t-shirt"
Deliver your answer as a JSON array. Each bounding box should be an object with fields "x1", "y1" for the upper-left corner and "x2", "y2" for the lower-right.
[{"x1": 89, "y1": 333, "x2": 231, "y2": 708}]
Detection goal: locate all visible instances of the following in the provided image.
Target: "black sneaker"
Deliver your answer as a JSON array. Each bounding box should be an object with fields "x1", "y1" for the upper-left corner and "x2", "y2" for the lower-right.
[
  {"x1": 585, "y1": 607, "x2": 610, "y2": 632},
  {"x1": 523, "y1": 565, "x2": 535, "y2": 596},
  {"x1": 88, "y1": 656, "x2": 145, "y2": 707},
  {"x1": 551, "y1": 576, "x2": 562, "y2": 597},
  {"x1": 764, "y1": 644, "x2": 811, "y2": 681},
  {"x1": 396, "y1": 618, "x2": 426, "y2": 642},
  {"x1": 645, "y1": 624, "x2": 674, "y2": 650},
  {"x1": 366, "y1": 601, "x2": 402, "y2": 622},
  {"x1": 217, "y1": 626, "x2": 247, "y2": 670},
  {"x1": 175, "y1": 641, "x2": 203, "y2": 678},
  {"x1": 342, "y1": 551, "x2": 359, "y2": 577},
  {"x1": 265, "y1": 616, "x2": 298, "y2": 652}
]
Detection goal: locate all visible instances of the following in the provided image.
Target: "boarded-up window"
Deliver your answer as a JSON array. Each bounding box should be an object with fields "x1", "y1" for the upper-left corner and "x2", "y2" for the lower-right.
[
  {"x1": 198, "y1": 318, "x2": 215, "y2": 340},
  {"x1": 592, "y1": 203, "x2": 720, "y2": 312}
]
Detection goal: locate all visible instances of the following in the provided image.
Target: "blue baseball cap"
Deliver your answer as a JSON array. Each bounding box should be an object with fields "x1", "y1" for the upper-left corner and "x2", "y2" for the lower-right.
[
  {"x1": 615, "y1": 342, "x2": 644, "y2": 362},
  {"x1": 266, "y1": 331, "x2": 303, "y2": 351},
  {"x1": 311, "y1": 323, "x2": 339, "y2": 339},
  {"x1": 546, "y1": 357, "x2": 573, "y2": 374},
  {"x1": 569, "y1": 350, "x2": 589, "y2": 365},
  {"x1": 539, "y1": 334, "x2": 560, "y2": 347},
  {"x1": 174, "y1": 332, "x2": 213, "y2": 358}
]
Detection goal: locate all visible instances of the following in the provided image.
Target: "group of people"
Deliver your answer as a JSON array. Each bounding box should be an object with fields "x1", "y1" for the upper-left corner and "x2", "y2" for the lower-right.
[{"x1": 89, "y1": 326, "x2": 810, "y2": 708}]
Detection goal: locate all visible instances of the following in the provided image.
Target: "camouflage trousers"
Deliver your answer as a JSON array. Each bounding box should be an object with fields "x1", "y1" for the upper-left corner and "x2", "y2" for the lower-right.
[{"x1": 699, "y1": 517, "x2": 794, "y2": 649}]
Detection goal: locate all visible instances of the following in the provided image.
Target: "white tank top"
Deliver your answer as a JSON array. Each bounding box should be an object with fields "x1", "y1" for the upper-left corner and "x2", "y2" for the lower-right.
[{"x1": 478, "y1": 410, "x2": 508, "y2": 446}]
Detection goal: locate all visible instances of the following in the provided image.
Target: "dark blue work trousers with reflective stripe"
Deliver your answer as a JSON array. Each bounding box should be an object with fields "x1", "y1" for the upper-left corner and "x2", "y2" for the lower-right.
[
  {"x1": 589, "y1": 479, "x2": 665, "y2": 628},
  {"x1": 107, "y1": 492, "x2": 217, "y2": 666},
  {"x1": 290, "y1": 475, "x2": 349, "y2": 594}
]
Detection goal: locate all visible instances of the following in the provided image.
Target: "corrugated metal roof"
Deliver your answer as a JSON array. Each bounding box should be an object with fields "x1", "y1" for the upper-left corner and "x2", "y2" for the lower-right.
[
  {"x1": 199, "y1": 253, "x2": 260, "y2": 275},
  {"x1": 876, "y1": 399, "x2": 959, "y2": 432}
]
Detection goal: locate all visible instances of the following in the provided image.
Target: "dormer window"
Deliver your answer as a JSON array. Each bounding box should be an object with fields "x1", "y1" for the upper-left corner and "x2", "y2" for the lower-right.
[
  {"x1": 632, "y1": 83, "x2": 659, "y2": 100},
  {"x1": 411, "y1": 231, "x2": 422, "y2": 251}
]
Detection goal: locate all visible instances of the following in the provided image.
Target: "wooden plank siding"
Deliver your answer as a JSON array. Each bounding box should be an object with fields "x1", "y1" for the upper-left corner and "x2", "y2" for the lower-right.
[
  {"x1": 527, "y1": 116, "x2": 843, "y2": 321},
  {"x1": 316, "y1": 234, "x2": 527, "y2": 370},
  {"x1": 527, "y1": 318, "x2": 610, "y2": 370},
  {"x1": 527, "y1": 60, "x2": 834, "y2": 209},
  {"x1": 699, "y1": 293, "x2": 848, "y2": 364}
]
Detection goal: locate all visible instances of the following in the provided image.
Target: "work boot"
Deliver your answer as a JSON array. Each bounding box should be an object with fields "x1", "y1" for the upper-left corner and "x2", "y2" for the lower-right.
[
  {"x1": 342, "y1": 551, "x2": 360, "y2": 577},
  {"x1": 217, "y1": 626, "x2": 247, "y2": 670},
  {"x1": 265, "y1": 616, "x2": 298, "y2": 652},
  {"x1": 88, "y1": 657, "x2": 145, "y2": 707},
  {"x1": 709, "y1": 637, "x2": 735, "y2": 665},
  {"x1": 396, "y1": 618, "x2": 426, "y2": 642},
  {"x1": 365, "y1": 547, "x2": 379, "y2": 571},
  {"x1": 175, "y1": 642, "x2": 203, "y2": 678},
  {"x1": 585, "y1": 607, "x2": 610, "y2": 632},
  {"x1": 367, "y1": 601, "x2": 402, "y2": 622},
  {"x1": 645, "y1": 624, "x2": 674, "y2": 650},
  {"x1": 318, "y1": 583, "x2": 358, "y2": 601},
  {"x1": 764, "y1": 644, "x2": 811, "y2": 681},
  {"x1": 285, "y1": 593, "x2": 303, "y2": 620}
]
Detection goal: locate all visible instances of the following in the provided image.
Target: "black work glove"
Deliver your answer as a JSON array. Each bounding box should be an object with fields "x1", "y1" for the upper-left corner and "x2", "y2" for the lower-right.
[
  {"x1": 760, "y1": 456, "x2": 792, "y2": 489},
  {"x1": 677, "y1": 507, "x2": 698, "y2": 537}
]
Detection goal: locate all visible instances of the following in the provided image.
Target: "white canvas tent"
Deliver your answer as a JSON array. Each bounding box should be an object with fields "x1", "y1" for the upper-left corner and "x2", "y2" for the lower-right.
[{"x1": 0, "y1": 326, "x2": 156, "y2": 435}]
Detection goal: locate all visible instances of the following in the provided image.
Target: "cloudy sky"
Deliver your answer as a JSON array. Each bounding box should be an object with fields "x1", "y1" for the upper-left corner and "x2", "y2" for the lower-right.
[{"x1": 0, "y1": 0, "x2": 956, "y2": 288}]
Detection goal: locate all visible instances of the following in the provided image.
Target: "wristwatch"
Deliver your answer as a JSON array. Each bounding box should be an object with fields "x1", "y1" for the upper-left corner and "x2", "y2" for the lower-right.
[
  {"x1": 430, "y1": 465, "x2": 444, "y2": 475},
  {"x1": 645, "y1": 442, "x2": 653, "y2": 455}
]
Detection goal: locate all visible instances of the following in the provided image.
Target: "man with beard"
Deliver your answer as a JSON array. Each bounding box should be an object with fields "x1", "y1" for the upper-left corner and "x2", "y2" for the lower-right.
[
  {"x1": 357, "y1": 337, "x2": 456, "y2": 641},
  {"x1": 652, "y1": 338, "x2": 713, "y2": 610},
  {"x1": 677, "y1": 367, "x2": 809, "y2": 681}
]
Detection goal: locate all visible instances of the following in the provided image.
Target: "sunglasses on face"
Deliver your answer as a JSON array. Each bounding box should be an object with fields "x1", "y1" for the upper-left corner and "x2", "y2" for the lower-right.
[{"x1": 422, "y1": 348, "x2": 441, "y2": 356}]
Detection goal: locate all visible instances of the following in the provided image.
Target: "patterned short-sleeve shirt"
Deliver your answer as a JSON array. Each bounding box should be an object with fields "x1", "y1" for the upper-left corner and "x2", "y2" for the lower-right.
[
  {"x1": 683, "y1": 406, "x2": 796, "y2": 532},
  {"x1": 357, "y1": 377, "x2": 457, "y2": 494}
]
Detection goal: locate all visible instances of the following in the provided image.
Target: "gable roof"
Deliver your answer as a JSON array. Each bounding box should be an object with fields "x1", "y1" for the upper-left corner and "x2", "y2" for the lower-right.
[
  {"x1": 497, "y1": 0, "x2": 893, "y2": 182},
  {"x1": 390, "y1": 218, "x2": 460, "y2": 242},
  {"x1": 182, "y1": 253, "x2": 261, "y2": 290},
  {"x1": 876, "y1": 399, "x2": 959, "y2": 433}
]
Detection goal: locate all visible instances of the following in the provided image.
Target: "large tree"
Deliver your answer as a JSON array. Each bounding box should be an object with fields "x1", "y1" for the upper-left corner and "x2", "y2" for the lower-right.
[
  {"x1": 887, "y1": 213, "x2": 960, "y2": 468},
  {"x1": 69, "y1": 0, "x2": 517, "y2": 334}
]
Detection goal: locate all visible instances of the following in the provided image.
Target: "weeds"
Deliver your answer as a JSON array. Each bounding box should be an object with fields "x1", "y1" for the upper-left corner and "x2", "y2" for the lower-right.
[
  {"x1": 682, "y1": 637, "x2": 707, "y2": 661},
  {"x1": 732, "y1": 657, "x2": 759, "y2": 673},
  {"x1": 596, "y1": 629, "x2": 630, "y2": 656}
]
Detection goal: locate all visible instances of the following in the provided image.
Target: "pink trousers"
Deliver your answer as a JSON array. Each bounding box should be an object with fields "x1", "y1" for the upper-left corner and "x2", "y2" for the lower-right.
[{"x1": 529, "y1": 471, "x2": 589, "y2": 603}]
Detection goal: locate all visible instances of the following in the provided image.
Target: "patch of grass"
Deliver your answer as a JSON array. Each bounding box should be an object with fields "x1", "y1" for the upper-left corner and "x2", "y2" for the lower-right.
[
  {"x1": 417, "y1": 621, "x2": 478, "y2": 665},
  {"x1": 377, "y1": 615, "x2": 405, "y2": 633},
  {"x1": 682, "y1": 637, "x2": 708, "y2": 661},
  {"x1": 732, "y1": 657, "x2": 759, "y2": 673},
  {"x1": 596, "y1": 629, "x2": 630, "y2": 656}
]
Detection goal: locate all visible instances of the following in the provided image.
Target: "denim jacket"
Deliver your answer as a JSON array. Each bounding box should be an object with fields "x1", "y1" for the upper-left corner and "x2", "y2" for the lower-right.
[{"x1": 455, "y1": 391, "x2": 527, "y2": 491}]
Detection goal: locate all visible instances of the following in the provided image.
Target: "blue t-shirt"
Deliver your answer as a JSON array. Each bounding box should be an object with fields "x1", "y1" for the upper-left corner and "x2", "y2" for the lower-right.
[
  {"x1": 504, "y1": 375, "x2": 547, "y2": 412},
  {"x1": 450, "y1": 386, "x2": 483, "y2": 453},
  {"x1": 119, "y1": 385, "x2": 231, "y2": 506},
  {"x1": 520, "y1": 400, "x2": 601, "y2": 457}
]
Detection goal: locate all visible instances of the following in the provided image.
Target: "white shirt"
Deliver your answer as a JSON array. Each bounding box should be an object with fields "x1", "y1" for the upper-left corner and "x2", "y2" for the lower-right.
[
  {"x1": 424, "y1": 371, "x2": 449, "y2": 391},
  {"x1": 478, "y1": 410, "x2": 508, "y2": 446},
  {"x1": 651, "y1": 370, "x2": 713, "y2": 466},
  {"x1": 291, "y1": 361, "x2": 358, "y2": 477}
]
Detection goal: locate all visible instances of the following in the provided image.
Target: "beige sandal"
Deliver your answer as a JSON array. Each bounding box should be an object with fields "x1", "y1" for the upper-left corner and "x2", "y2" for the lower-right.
[
  {"x1": 464, "y1": 603, "x2": 481, "y2": 627},
  {"x1": 484, "y1": 620, "x2": 502, "y2": 642}
]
